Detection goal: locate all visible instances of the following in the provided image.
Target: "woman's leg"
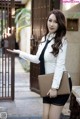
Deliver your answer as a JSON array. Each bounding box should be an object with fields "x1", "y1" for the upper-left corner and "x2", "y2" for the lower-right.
[
  {"x1": 43, "y1": 103, "x2": 50, "y2": 119},
  {"x1": 49, "y1": 104, "x2": 63, "y2": 119}
]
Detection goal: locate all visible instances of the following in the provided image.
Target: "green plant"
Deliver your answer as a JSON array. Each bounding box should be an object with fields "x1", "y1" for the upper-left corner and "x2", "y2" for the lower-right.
[{"x1": 15, "y1": 8, "x2": 31, "y2": 41}]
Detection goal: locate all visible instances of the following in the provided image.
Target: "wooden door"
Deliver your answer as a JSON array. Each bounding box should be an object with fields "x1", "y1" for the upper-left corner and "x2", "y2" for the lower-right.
[{"x1": 30, "y1": 0, "x2": 60, "y2": 94}]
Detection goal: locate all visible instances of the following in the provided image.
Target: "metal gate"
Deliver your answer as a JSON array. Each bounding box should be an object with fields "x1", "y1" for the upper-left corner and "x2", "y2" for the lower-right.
[{"x1": 0, "y1": 0, "x2": 15, "y2": 100}]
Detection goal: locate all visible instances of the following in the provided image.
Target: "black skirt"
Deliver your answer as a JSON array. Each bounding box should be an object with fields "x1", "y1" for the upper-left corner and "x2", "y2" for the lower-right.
[{"x1": 43, "y1": 77, "x2": 72, "y2": 106}]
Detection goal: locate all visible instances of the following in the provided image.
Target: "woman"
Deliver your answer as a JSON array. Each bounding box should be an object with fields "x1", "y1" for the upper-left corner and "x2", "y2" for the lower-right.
[{"x1": 7, "y1": 9, "x2": 72, "y2": 119}]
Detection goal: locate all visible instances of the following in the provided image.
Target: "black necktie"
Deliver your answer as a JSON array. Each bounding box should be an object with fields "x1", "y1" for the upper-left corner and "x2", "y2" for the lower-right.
[{"x1": 39, "y1": 40, "x2": 51, "y2": 74}]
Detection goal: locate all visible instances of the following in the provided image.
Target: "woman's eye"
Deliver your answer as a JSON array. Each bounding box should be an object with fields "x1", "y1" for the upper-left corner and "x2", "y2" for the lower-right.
[
  {"x1": 48, "y1": 19, "x2": 57, "y2": 23},
  {"x1": 49, "y1": 19, "x2": 52, "y2": 22},
  {"x1": 54, "y1": 20, "x2": 57, "y2": 23}
]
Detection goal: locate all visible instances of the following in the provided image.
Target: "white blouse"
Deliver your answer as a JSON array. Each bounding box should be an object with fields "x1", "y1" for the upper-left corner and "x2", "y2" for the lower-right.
[{"x1": 19, "y1": 33, "x2": 68, "y2": 89}]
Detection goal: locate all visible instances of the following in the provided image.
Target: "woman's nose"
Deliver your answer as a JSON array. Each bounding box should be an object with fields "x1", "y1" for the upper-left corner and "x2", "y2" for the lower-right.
[{"x1": 50, "y1": 22, "x2": 54, "y2": 27}]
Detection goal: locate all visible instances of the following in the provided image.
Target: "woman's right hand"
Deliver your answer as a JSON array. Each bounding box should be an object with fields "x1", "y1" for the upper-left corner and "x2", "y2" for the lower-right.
[{"x1": 7, "y1": 49, "x2": 20, "y2": 54}]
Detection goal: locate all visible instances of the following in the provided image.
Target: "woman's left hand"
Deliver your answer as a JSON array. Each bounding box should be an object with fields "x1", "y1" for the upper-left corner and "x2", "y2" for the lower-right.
[{"x1": 47, "y1": 88, "x2": 58, "y2": 98}]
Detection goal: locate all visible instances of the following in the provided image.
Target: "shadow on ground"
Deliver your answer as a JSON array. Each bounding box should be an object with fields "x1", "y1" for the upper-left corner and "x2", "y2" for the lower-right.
[{"x1": 8, "y1": 114, "x2": 69, "y2": 119}]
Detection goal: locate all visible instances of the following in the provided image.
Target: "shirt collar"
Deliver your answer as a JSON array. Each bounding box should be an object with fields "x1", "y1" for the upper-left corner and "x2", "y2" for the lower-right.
[{"x1": 46, "y1": 33, "x2": 56, "y2": 41}]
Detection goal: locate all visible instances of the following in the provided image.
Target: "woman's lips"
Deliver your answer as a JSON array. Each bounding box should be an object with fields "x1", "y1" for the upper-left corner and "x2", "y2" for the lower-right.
[{"x1": 50, "y1": 28, "x2": 54, "y2": 30}]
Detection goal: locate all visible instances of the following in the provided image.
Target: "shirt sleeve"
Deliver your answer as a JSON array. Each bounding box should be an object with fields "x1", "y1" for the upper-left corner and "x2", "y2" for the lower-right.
[
  {"x1": 51, "y1": 38, "x2": 68, "y2": 89},
  {"x1": 19, "y1": 37, "x2": 44, "y2": 64}
]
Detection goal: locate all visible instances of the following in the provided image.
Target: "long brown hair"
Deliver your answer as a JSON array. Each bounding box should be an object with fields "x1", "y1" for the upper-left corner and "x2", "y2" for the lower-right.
[{"x1": 45, "y1": 9, "x2": 66, "y2": 56}]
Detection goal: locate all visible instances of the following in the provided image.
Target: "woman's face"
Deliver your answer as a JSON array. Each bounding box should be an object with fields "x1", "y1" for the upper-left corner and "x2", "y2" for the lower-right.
[{"x1": 47, "y1": 14, "x2": 58, "y2": 33}]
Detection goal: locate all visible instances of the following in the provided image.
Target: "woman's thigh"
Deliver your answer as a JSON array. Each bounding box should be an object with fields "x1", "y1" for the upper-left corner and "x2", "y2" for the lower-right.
[
  {"x1": 43, "y1": 103, "x2": 50, "y2": 119},
  {"x1": 49, "y1": 104, "x2": 63, "y2": 119}
]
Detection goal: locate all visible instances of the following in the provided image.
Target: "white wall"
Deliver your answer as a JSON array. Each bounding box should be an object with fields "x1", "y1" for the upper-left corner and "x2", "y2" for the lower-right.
[{"x1": 60, "y1": 3, "x2": 80, "y2": 85}]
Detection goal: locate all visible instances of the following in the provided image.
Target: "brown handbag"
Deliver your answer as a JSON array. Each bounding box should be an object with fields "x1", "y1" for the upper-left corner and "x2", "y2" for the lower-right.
[{"x1": 38, "y1": 71, "x2": 70, "y2": 97}]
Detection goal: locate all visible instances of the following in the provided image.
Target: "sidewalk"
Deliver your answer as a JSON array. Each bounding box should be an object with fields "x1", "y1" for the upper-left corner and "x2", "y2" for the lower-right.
[{"x1": 0, "y1": 57, "x2": 70, "y2": 119}]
